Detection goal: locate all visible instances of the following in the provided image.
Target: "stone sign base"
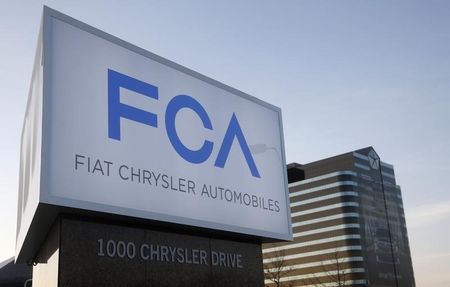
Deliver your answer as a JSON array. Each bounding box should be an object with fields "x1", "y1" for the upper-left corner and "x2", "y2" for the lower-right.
[{"x1": 32, "y1": 216, "x2": 264, "y2": 287}]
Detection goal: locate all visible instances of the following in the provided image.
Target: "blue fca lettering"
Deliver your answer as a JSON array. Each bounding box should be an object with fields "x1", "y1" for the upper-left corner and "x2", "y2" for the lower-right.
[
  {"x1": 108, "y1": 69, "x2": 158, "y2": 139},
  {"x1": 108, "y1": 69, "x2": 260, "y2": 178}
]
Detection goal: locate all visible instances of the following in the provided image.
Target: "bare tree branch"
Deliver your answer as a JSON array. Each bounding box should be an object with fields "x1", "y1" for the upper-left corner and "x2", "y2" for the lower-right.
[
  {"x1": 264, "y1": 245, "x2": 294, "y2": 287},
  {"x1": 264, "y1": 245, "x2": 356, "y2": 287},
  {"x1": 308, "y1": 247, "x2": 351, "y2": 287}
]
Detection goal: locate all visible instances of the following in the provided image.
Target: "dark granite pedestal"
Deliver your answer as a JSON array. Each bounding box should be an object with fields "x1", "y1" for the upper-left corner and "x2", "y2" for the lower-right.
[{"x1": 32, "y1": 217, "x2": 264, "y2": 287}]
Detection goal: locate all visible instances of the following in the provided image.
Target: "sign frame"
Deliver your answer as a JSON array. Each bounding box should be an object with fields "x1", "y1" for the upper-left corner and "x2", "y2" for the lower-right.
[{"x1": 16, "y1": 6, "x2": 292, "y2": 263}]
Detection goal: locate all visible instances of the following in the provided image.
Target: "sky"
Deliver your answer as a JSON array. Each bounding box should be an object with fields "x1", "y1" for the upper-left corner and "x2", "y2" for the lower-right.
[{"x1": 0, "y1": 0, "x2": 449, "y2": 285}]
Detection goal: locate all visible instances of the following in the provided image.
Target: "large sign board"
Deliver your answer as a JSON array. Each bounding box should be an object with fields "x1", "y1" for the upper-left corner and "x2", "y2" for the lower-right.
[{"x1": 16, "y1": 7, "x2": 292, "y2": 262}]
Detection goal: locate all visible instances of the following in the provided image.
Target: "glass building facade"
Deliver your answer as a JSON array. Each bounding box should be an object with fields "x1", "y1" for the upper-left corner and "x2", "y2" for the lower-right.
[{"x1": 263, "y1": 147, "x2": 415, "y2": 287}]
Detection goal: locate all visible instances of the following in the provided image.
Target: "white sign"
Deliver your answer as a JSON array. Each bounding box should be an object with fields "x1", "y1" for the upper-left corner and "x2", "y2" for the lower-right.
[{"x1": 17, "y1": 7, "x2": 292, "y2": 262}]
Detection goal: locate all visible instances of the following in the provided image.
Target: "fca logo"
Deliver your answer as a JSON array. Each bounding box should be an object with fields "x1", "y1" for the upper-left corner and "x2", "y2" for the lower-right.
[{"x1": 107, "y1": 69, "x2": 260, "y2": 178}]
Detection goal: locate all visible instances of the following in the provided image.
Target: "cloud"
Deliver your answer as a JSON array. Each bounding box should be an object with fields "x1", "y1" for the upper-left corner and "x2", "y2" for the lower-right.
[
  {"x1": 416, "y1": 252, "x2": 450, "y2": 261},
  {"x1": 405, "y1": 200, "x2": 450, "y2": 228}
]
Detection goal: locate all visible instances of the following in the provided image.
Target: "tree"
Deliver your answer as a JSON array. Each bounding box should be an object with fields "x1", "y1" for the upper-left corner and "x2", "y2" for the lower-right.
[
  {"x1": 264, "y1": 246, "x2": 294, "y2": 287},
  {"x1": 306, "y1": 248, "x2": 353, "y2": 287},
  {"x1": 264, "y1": 245, "x2": 360, "y2": 287}
]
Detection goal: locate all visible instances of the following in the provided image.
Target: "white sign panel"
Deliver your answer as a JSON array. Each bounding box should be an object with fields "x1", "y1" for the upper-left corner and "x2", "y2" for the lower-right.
[{"x1": 17, "y1": 8, "x2": 292, "y2": 261}]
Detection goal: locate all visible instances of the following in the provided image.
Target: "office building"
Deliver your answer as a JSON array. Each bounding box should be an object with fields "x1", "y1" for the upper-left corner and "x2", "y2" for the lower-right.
[{"x1": 263, "y1": 147, "x2": 415, "y2": 287}]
